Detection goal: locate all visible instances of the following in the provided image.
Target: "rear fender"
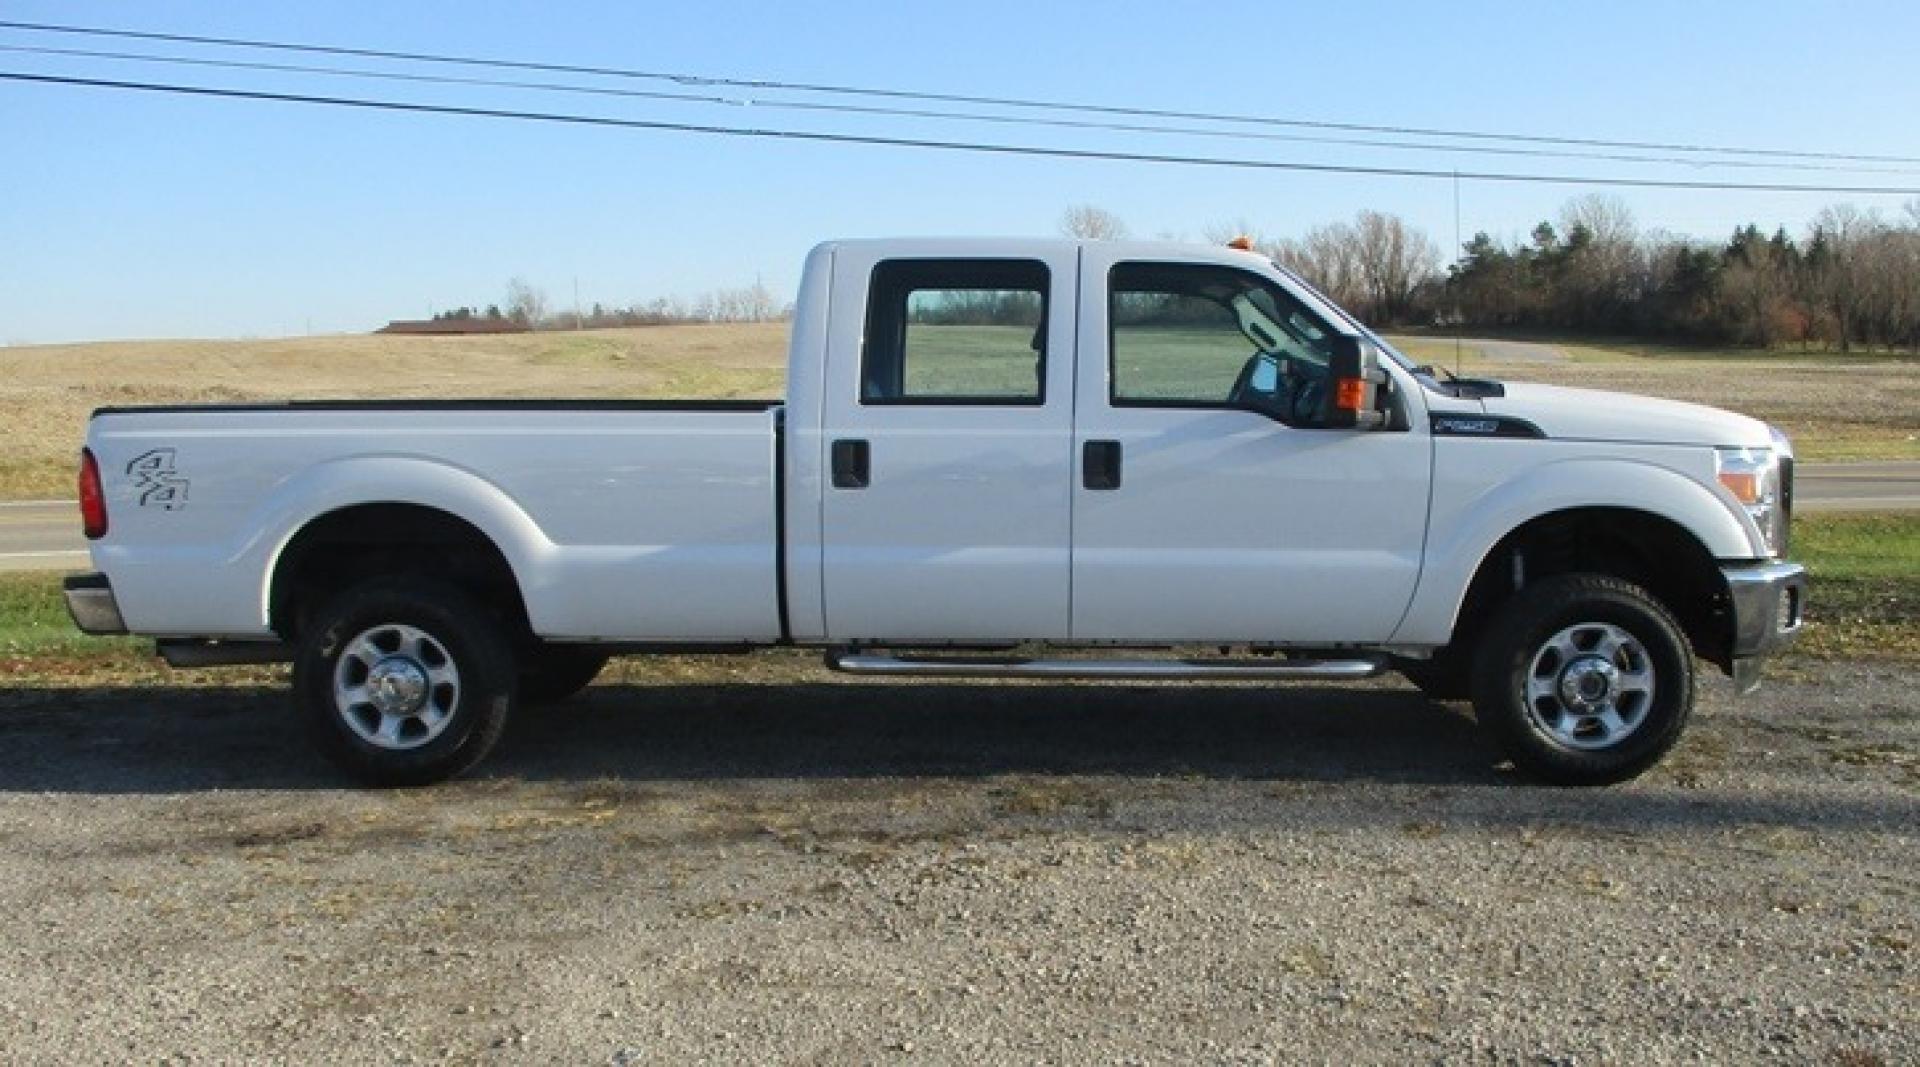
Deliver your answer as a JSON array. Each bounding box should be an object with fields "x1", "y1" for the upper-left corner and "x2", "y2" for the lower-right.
[{"x1": 249, "y1": 456, "x2": 552, "y2": 630}]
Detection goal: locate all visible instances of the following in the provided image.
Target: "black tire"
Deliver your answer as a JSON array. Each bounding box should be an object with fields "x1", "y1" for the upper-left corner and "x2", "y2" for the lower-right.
[
  {"x1": 517, "y1": 646, "x2": 611, "y2": 705},
  {"x1": 292, "y1": 577, "x2": 516, "y2": 787},
  {"x1": 1470, "y1": 574, "x2": 1693, "y2": 786},
  {"x1": 1397, "y1": 649, "x2": 1473, "y2": 702}
]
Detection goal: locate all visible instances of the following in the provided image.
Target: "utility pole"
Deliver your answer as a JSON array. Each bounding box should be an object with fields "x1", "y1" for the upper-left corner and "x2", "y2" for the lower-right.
[{"x1": 573, "y1": 276, "x2": 582, "y2": 330}]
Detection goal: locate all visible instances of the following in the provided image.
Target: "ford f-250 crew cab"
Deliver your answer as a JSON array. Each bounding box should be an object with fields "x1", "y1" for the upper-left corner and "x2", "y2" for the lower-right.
[{"x1": 65, "y1": 238, "x2": 1808, "y2": 786}]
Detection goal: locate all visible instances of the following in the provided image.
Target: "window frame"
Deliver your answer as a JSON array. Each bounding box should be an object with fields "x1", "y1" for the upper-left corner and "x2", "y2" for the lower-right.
[
  {"x1": 1105, "y1": 260, "x2": 1342, "y2": 423},
  {"x1": 859, "y1": 257, "x2": 1052, "y2": 407}
]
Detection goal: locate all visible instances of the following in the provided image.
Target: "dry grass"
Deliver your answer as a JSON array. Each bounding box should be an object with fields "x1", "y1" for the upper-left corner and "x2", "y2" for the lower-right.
[
  {"x1": 4, "y1": 325, "x2": 1914, "y2": 498},
  {"x1": 0, "y1": 325, "x2": 789, "y2": 498},
  {"x1": 1387, "y1": 334, "x2": 1920, "y2": 461}
]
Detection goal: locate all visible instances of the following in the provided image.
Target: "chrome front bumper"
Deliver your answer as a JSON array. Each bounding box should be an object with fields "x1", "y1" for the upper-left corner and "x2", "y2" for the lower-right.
[
  {"x1": 1722, "y1": 561, "x2": 1808, "y2": 694},
  {"x1": 63, "y1": 573, "x2": 127, "y2": 636}
]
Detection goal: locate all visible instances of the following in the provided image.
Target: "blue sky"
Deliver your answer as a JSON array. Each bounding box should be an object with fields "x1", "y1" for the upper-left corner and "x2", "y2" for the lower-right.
[{"x1": 3, "y1": 0, "x2": 1918, "y2": 343}]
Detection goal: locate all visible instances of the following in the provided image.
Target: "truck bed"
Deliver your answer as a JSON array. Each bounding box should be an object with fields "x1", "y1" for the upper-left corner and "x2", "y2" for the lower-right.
[{"x1": 85, "y1": 400, "x2": 787, "y2": 642}]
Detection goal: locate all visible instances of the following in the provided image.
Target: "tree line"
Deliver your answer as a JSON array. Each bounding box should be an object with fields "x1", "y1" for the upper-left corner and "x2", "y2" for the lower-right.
[
  {"x1": 426, "y1": 277, "x2": 791, "y2": 331},
  {"x1": 1063, "y1": 198, "x2": 1920, "y2": 351}
]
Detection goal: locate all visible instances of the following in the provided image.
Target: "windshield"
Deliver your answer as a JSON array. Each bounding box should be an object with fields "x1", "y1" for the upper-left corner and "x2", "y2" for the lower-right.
[{"x1": 1265, "y1": 261, "x2": 1417, "y2": 372}]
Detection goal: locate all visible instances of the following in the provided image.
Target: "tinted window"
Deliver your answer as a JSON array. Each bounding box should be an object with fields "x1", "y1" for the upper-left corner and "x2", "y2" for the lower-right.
[{"x1": 863, "y1": 259, "x2": 1048, "y2": 404}]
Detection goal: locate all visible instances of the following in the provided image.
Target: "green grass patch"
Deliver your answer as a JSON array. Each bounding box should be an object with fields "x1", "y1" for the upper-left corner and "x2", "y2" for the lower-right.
[
  {"x1": 1792, "y1": 512, "x2": 1920, "y2": 660},
  {"x1": 0, "y1": 573, "x2": 145, "y2": 659}
]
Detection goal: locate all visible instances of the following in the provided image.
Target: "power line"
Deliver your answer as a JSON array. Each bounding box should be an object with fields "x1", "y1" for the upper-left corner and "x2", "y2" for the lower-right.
[
  {"x1": 4, "y1": 41, "x2": 1914, "y2": 177},
  {"x1": 7, "y1": 70, "x2": 1919, "y2": 197},
  {"x1": 2, "y1": 16, "x2": 1916, "y2": 167}
]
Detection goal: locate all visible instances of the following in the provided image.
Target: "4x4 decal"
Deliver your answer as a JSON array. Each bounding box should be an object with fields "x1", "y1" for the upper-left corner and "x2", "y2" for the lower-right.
[{"x1": 128, "y1": 449, "x2": 190, "y2": 510}]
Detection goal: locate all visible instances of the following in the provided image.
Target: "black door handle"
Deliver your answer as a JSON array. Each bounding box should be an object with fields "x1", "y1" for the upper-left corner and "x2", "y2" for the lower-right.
[
  {"x1": 1083, "y1": 440, "x2": 1122, "y2": 490},
  {"x1": 831, "y1": 439, "x2": 870, "y2": 489}
]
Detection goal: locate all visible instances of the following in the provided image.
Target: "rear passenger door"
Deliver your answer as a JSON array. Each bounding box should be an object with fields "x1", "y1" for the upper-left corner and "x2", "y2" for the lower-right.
[{"x1": 819, "y1": 246, "x2": 1079, "y2": 640}]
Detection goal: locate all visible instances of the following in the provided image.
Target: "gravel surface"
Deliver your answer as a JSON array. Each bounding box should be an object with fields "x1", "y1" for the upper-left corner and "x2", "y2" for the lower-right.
[{"x1": 0, "y1": 658, "x2": 1914, "y2": 1063}]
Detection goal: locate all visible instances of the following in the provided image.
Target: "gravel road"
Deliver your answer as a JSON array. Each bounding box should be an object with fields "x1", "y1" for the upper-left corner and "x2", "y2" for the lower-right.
[{"x1": 0, "y1": 659, "x2": 1913, "y2": 1064}]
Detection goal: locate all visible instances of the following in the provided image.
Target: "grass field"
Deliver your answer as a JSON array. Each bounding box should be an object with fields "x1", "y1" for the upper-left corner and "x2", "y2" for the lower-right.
[
  {"x1": 1386, "y1": 332, "x2": 1919, "y2": 462},
  {"x1": 2, "y1": 324, "x2": 1914, "y2": 498},
  {"x1": 0, "y1": 325, "x2": 789, "y2": 499},
  {"x1": 7, "y1": 512, "x2": 1913, "y2": 677}
]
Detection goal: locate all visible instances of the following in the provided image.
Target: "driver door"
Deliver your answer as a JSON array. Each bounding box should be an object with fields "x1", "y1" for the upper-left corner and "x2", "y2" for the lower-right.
[{"x1": 1068, "y1": 251, "x2": 1431, "y2": 643}]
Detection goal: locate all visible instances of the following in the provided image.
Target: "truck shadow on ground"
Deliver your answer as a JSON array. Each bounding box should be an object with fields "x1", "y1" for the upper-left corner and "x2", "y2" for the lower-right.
[
  {"x1": 4, "y1": 679, "x2": 1494, "y2": 792},
  {"x1": 2, "y1": 680, "x2": 1915, "y2": 836}
]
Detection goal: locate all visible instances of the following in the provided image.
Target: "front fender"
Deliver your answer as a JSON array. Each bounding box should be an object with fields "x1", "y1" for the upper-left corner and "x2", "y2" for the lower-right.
[{"x1": 1391, "y1": 455, "x2": 1757, "y2": 646}]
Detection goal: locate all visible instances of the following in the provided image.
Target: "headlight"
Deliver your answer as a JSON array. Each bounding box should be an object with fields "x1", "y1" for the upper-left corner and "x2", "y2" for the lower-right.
[{"x1": 1717, "y1": 443, "x2": 1785, "y2": 557}]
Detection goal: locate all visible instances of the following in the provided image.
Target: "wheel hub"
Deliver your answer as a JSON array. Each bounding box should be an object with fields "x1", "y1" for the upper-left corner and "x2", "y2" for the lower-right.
[
  {"x1": 333, "y1": 622, "x2": 461, "y2": 752},
  {"x1": 365, "y1": 656, "x2": 430, "y2": 716},
  {"x1": 1522, "y1": 621, "x2": 1657, "y2": 752},
  {"x1": 1557, "y1": 655, "x2": 1620, "y2": 714}
]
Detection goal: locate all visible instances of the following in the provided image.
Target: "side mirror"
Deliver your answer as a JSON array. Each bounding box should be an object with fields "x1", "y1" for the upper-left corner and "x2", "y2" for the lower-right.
[{"x1": 1320, "y1": 335, "x2": 1388, "y2": 430}]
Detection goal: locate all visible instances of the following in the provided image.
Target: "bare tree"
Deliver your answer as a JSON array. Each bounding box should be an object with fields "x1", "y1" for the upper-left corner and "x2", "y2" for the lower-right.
[
  {"x1": 1810, "y1": 204, "x2": 1874, "y2": 352},
  {"x1": 505, "y1": 277, "x2": 549, "y2": 327},
  {"x1": 1351, "y1": 210, "x2": 1441, "y2": 323},
  {"x1": 1554, "y1": 194, "x2": 1642, "y2": 328},
  {"x1": 1060, "y1": 205, "x2": 1129, "y2": 241}
]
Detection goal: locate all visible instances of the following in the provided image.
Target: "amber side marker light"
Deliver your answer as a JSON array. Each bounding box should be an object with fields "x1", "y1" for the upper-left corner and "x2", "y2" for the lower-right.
[
  {"x1": 79, "y1": 447, "x2": 107, "y2": 540},
  {"x1": 1717, "y1": 469, "x2": 1763, "y2": 504},
  {"x1": 1334, "y1": 377, "x2": 1370, "y2": 412},
  {"x1": 1226, "y1": 235, "x2": 1256, "y2": 251}
]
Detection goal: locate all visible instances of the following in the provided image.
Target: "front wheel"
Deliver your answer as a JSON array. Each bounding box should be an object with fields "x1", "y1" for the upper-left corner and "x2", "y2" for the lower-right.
[
  {"x1": 1471, "y1": 574, "x2": 1694, "y2": 786},
  {"x1": 292, "y1": 578, "x2": 517, "y2": 786}
]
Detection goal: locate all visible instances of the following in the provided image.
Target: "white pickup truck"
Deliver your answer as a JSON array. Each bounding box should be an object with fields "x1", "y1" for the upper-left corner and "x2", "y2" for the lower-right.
[{"x1": 66, "y1": 238, "x2": 1806, "y2": 786}]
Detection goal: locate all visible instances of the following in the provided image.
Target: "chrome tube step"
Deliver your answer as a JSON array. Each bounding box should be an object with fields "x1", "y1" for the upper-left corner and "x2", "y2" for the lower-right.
[{"x1": 826, "y1": 651, "x2": 1385, "y2": 680}]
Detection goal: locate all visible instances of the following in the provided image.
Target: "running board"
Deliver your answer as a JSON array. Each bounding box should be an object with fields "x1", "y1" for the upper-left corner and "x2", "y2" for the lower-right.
[{"x1": 826, "y1": 651, "x2": 1385, "y2": 680}]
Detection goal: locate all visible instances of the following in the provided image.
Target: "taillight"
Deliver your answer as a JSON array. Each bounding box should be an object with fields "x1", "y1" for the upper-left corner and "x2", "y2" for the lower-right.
[{"x1": 79, "y1": 448, "x2": 107, "y2": 540}]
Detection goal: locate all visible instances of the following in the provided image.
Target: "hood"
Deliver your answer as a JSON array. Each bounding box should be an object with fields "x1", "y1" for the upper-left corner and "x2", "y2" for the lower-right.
[{"x1": 1481, "y1": 382, "x2": 1773, "y2": 449}]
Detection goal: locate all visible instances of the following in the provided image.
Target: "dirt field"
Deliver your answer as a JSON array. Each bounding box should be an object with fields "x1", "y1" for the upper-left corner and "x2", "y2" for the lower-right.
[
  {"x1": 0, "y1": 657, "x2": 1913, "y2": 1062},
  {"x1": 4, "y1": 326, "x2": 1914, "y2": 497}
]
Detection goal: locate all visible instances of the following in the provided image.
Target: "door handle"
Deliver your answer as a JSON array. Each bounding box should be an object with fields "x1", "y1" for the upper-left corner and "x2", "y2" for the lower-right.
[
  {"x1": 1083, "y1": 440, "x2": 1122, "y2": 490},
  {"x1": 831, "y1": 439, "x2": 870, "y2": 489}
]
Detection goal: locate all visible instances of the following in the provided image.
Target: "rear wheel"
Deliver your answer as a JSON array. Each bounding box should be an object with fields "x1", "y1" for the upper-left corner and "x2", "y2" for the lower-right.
[
  {"x1": 1471, "y1": 574, "x2": 1693, "y2": 786},
  {"x1": 293, "y1": 578, "x2": 516, "y2": 786},
  {"x1": 517, "y1": 646, "x2": 611, "y2": 705}
]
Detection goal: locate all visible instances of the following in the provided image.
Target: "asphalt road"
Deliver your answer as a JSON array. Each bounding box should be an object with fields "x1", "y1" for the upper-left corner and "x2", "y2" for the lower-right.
[
  {"x1": 0, "y1": 500, "x2": 89, "y2": 573},
  {"x1": 3, "y1": 461, "x2": 1915, "y2": 572}
]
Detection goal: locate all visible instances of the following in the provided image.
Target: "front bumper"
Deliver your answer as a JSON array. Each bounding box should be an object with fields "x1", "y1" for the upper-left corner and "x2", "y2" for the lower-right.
[
  {"x1": 63, "y1": 573, "x2": 128, "y2": 636},
  {"x1": 1722, "y1": 561, "x2": 1808, "y2": 694}
]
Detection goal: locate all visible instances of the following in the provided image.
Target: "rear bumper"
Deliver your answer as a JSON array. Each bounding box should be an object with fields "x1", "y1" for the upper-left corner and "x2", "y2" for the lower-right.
[
  {"x1": 63, "y1": 572, "x2": 128, "y2": 636},
  {"x1": 1722, "y1": 561, "x2": 1808, "y2": 694}
]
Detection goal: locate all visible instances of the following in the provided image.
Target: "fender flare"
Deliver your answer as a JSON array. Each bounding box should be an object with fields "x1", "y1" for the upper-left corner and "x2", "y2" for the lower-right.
[
  {"x1": 1392, "y1": 457, "x2": 1758, "y2": 646},
  {"x1": 231, "y1": 455, "x2": 554, "y2": 630}
]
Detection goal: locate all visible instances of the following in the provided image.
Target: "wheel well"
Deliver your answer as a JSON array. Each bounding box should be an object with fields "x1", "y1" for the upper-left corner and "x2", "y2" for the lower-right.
[
  {"x1": 269, "y1": 504, "x2": 530, "y2": 641},
  {"x1": 1450, "y1": 508, "x2": 1731, "y2": 668}
]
